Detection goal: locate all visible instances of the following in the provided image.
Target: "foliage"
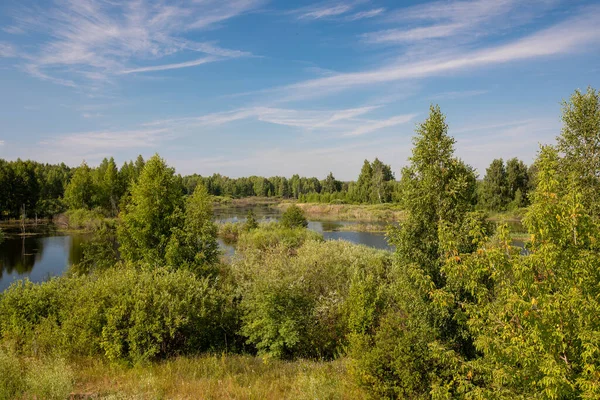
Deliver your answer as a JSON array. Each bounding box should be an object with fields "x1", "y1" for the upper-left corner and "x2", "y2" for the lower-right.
[
  {"x1": 557, "y1": 86, "x2": 600, "y2": 217},
  {"x1": 281, "y1": 204, "x2": 308, "y2": 228},
  {"x1": 234, "y1": 240, "x2": 392, "y2": 359},
  {"x1": 74, "y1": 222, "x2": 119, "y2": 273},
  {"x1": 245, "y1": 209, "x2": 259, "y2": 230},
  {"x1": 60, "y1": 207, "x2": 108, "y2": 231},
  {"x1": 118, "y1": 154, "x2": 185, "y2": 265},
  {"x1": 236, "y1": 223, "x2": 322, "y2": 252},
  {"x1": 0, "y1": 265, "x2": 228, "y2": 363},
  {"x1": 166, "y1": 183, "x2": 220, "y2": 276}
]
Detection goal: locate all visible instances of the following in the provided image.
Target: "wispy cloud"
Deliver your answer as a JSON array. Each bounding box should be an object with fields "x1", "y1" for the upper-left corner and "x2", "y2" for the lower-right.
[
  {"x1": 0, "y1": 43, "x2": 16, "y2": 58},
  {"x1": 428, "y1": 90, "x2": 488, "y2": 100},
  {"x1": 344, "y1": 114, "x2": 417, "y2": 136},
  {"x1": 362, "y1": 23, "x2": 464, "y2": 44},
  {"x1": 347, "y1": 8, "x2": 385, "y2": 21},
  {"x1": 5, "y1": 0, "x2": 262, "y2": 87},
  {"x1": 364, "y1": 0, "x2": 559, "y2": 46},
  {"x1": 53, "y1": 128, "x2": 171, "y2": 151},
  {"x1": 278, "y1": 7, "x2": 600, "y2": 98},
  {"x1": 297, "y1": 3, "x2": 354, "y2": 20},
  {"x1": 120, "y1": 56, "x2": 219, "y2": 74},
  {"x1": 0, "y1": 141, "x2": 5, "y2": 146}
]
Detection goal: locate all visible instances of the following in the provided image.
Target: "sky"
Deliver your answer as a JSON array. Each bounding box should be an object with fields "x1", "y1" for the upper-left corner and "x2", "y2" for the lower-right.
[{"x1": 0, "y1": 0, "x2": 599, "y2": 180}]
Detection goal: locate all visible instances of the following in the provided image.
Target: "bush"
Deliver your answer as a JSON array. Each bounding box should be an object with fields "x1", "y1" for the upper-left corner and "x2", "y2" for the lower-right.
[
  {"x1": 281, "y1": 205, "x2": 308, "y2": 228},
  {"x1": 0, "y1": 265, "x2": 231, "y2": 363},
  {"x1": 218, "y1": 222, "x2": 244, "y2": 244},
  {"x1": 233, "y1": 240, "x2": 392, "y2": 359},
  {"x1": 57, "y1": 208, "x2": 109, "y2": 231},
  {"x1": 236, "y1": 223, "x2": 322, "y2": 252}
]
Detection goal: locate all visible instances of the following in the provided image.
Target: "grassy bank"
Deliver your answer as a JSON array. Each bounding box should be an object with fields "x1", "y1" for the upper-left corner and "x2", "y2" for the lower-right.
[
  {"x1": 277, "y1": 202, "x2": 405, "y2": 222},
  {"x1": 0, "y1": 351, "x2": 364, "y2": 400}
]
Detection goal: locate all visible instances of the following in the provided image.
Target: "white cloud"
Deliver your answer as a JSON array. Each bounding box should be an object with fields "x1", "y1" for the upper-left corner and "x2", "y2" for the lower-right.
[
  {"x1": 6, "y1": 0, "x2": 261, "y2": 87},
  {"x1": 280, "y1": 8, "x2": 600, "y2": 97},
  {"x1": 53, "y1": 128, "x2": 170, "y2": 151},
  {"x1": 297, "y1": 4, "x2": 354, "y2": 20},
  {"x1": 344, "y1": 114, "x2": 417, "y2": 136},
  {"x1": 428, "y1": 90, "x2": 488, "y2": 100},
  {"x1": 120, "y1": 56, "x2": 219, "y2": 74},
  {"x1": 0, "y1": 141, "x2": 5, "y2": 146},
  {"x1": 347, "y1": 8, "x2": 385, "y2": 21},
  {"x1": 0, "y1": 43, "x2": 16, "y2": 58},
  {"x1": 362, "y1": 24, "x2": 464, "y2": 44}
]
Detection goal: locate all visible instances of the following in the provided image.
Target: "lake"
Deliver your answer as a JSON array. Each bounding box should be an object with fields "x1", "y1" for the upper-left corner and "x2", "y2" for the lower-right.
[{"x1": 0, "y1": 205, "x2": 393, "y2": 291}]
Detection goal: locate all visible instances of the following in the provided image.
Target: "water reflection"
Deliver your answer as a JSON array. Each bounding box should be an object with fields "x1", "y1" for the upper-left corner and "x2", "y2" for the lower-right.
[{"x1": 0, "y1": 230, "x2": 91, "y2": 291}]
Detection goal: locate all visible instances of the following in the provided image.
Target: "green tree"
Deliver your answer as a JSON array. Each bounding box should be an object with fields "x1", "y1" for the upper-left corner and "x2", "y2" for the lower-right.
[
  {"x1": 281, "y1": 205, "x2": 308, "y2": 228},
  {"x1": 505, "y1": 157, "x2": 529, "y2": 208},
  {"x1": 322, "y1": 172, "x2": 341, "y2": 194},
  {"x1": 351, "y1": 105, "x2": 479, "y2": 398},
  {"x1": 165, "y1": 183, "x2": 220, "y2": 275},
  {"x1": 353, "y1": 160, "x2": 373, "y2": 203},
  {"x1": 479, "y1": 158, "x2": 509, "y2": 211},
  {"x1": 118, "y1": 154, "x2": 184, "y2": 265},
  {"x1": 64, "y1": 162, "x2": 95, "y2": 210},
  {"x1": 244, "y1": 209, "x2": 259, "y2": 231},
  {"x1": 370, "y1": 158, "x2": 394, "y2": 203},
  {"x1": 557, "y1": 86, "x2": 600, "y2": 216}
]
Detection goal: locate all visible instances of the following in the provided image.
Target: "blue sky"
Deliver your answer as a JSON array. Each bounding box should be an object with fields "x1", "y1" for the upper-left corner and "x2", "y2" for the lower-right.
[{"x1": 0, "y1": 0, "x2": 599, "y2": 180}]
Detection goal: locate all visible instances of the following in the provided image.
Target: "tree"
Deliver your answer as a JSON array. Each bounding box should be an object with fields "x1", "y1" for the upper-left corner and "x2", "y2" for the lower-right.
[
  {"x1": 322, "y1": 172, "x2": 341, "y2": 194},
  {"x1": 480, "y1": 159, "x2": 509, "y2": 211},
  {"x1": 118, "y1": 154, "x2": 184, "y2": 265},
  {"x1": 64, "y1": 162, "x2": 95, "y2": 210},
  {"x1": 557, "y1": 86, "x2": 600, "y2": 216},
  {"x1": 166, "y1": 183, "x2": 220, "y2": 275},
  {"x1": 281, "y1": 205, "x2": 308, "y2": 228},
  {"x1": 353, "y1": 160, "x2": 373, "y2": 203},
  {"x1": 244, "y1": 209, "x2": 259, "y2": 231},
  {"x1": 505, "y1": 157, "x2": 529, "y2": 208},
  {"x1": 370, "y1": 158, "x2": 394, "y2": 203},
  {"x1": 352, "y1": 105, "x2": 480, "y2": 398}
]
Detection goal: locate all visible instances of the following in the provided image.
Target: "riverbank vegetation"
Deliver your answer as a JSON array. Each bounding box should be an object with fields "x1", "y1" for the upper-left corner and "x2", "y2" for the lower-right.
[{"x1": 0, "y1": 87, "x2": 599, "y2": 398}]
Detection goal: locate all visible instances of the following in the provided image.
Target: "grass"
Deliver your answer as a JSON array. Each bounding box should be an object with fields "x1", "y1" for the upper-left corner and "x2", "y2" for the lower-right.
[
  {"x1": 277, "y1": 202, "x2": 405, "y2": 222},
  {"x1": 68, "y1": 354, "x2": 365, "y2": 400}
]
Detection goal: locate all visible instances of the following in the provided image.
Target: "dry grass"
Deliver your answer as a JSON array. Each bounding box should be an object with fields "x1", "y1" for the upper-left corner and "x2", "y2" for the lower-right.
[
  {"x1": 278, "y1": 203, "x2": 405, "y2": 222},
  {"x1": 71, "y1": 354, "x2": 366, "y2": 400}
]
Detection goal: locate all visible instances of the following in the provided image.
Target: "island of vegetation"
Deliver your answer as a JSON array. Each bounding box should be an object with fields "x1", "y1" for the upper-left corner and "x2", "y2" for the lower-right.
[{"x1": 0, "y1": 87, "x2": 599, "y2": 399}]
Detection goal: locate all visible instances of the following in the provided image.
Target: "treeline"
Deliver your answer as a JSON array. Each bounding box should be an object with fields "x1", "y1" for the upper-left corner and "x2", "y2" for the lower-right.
[
  {"x1": 0, "y1": 87, "x2": 599, "y2": 399},
  {"x1": 1, "y1": 153, "x2": 533, "y2": 220}
]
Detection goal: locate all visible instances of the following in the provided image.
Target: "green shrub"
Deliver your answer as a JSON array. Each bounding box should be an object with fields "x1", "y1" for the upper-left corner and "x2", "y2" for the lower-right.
[
  {"x1": 233, "y1": 240, "x2": 392, "y2": 359},
  {"x1": 218, "y1": 222, "x2": 244, "y2": 244},
  {"x1": 60, "y1": 208, "x2": 109, "y2": 231},
  {"x1": 236, "y1": 223, "x2": 322, "y2": 252},
  {"x1": 0, "y1": 265, "x2": 230, "y2": 363},
  {"x1": 281, "y1": 205, "x2": 308, "y2": 228}
]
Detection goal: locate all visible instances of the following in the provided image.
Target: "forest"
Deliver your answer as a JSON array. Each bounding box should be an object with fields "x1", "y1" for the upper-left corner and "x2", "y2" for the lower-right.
[{"x1": 0, "y1": 87, "x2": 599, "y2": 399}]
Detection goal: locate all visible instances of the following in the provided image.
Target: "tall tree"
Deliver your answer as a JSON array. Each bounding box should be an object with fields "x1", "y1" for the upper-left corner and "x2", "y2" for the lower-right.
[
  {"x1": 64, "y1": 162, "x2": 95, "y2": 210},
  {"x1": 166, "y1": 183, "x2": 219, "y2": 275},
  {"x1": 557, "y1": 86, "x2": 600, "y2": 216},
  {"x1": 118, "y1": 154, "x2": 184, "y2": 265},
  {"x1": 370, "y1": 158, "x2": 394, "y2": 203},
  {"x1": 480, "y1": 158, "x2": 509, "y2": 211},
  {"x1": 322, "y1": 172, "x2": 341, "y2": 194},
  {"x1": 354, "y1": 160, "x2": 373, "y2": 203},
  {"x1": 505, "y1": 157, "x2": 529, "y2": 207}
]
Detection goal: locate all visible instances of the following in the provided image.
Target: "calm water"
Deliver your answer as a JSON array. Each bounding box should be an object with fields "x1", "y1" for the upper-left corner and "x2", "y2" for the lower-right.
[
  {"x1": 2, "y1": 206, "x2": 524, "y2": 291},
  {"x1": 0, "y1": 205, "x2": 393, "y2": 291},
  {"x1": 0, "y1": 227, "x2": 91, "y2": 291}
]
